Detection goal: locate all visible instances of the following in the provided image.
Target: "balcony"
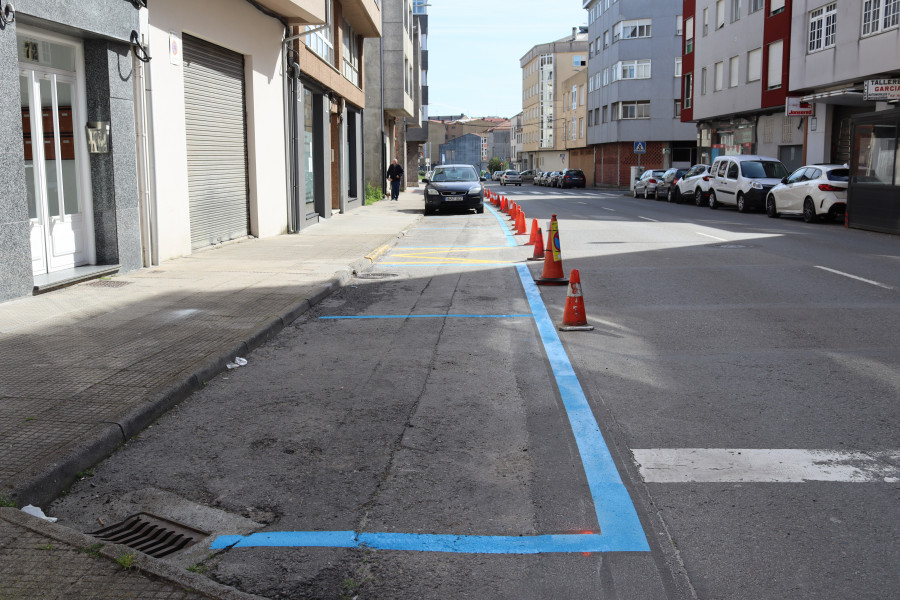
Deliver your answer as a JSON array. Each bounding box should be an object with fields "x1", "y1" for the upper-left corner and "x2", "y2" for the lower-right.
[{"x1": 255, "y1": 0, "x2": 326, "y2": 24}]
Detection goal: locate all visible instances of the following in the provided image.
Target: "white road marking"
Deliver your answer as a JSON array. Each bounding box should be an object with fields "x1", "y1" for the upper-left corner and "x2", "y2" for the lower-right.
[
  {"x1": 578, "y1": 202, "x2": 588, "y2": 205},
  {"x1": 632, "y1": 449, "x2": 900, "y2": 483},
  {"x1": 602, "y1": 207, "x2": 616, "y2": 212},
  {"x1": 814, "y1": 266, "x2": 894, "y2": 290},
  {"x1": 695, "y1": 231, "x2": 727, "y2": 241},
  {"x1": 638, "y1": 216, "x2": 658, "y2": 222}
]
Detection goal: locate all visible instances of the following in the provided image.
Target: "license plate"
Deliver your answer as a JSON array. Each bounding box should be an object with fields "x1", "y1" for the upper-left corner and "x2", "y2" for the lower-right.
[{"x1": 444, "y1": 196, "x2": 463, "y2": 201}]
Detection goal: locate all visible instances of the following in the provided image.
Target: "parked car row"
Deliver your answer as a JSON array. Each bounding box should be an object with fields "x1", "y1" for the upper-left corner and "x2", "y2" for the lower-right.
[
  {"x1": 632, "y1": 156, "x2": 848, "y2": 223},
  {"x1": 529, "y1": 169, "x2": 587, "y2": 188}
]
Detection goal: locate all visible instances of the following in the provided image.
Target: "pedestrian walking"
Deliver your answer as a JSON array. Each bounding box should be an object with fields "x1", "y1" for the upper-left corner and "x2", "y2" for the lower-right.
[{"x1": 387, "y1": 158, "x2": 404, "y2": 200}]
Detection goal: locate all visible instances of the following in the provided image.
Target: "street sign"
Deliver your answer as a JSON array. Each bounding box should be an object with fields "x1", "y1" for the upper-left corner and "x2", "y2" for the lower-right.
[
  {"x1": 785, "y1": 97, "x2": 814, "y2": 117},
  {"x1": 633, "y1": 141, "x2": 646, "y2": 154}
]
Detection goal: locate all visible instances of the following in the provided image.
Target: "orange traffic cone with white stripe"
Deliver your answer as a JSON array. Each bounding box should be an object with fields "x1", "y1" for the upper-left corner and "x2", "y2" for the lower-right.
[
  {"x1": 527, "y1": 228, "x2": 545, "y2": 261},
  {"x1": 526, "y1": 219, "x2": 540, "y2": 246},
  {"x1": 558, "y1": 270, "x2": 594, "y2": 331},
  {"x1": 535, "y1": 214, "x2": 568, "y2": 286}
]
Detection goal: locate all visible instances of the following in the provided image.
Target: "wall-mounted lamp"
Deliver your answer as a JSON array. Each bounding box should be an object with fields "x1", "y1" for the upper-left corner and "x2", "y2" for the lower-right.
[{"x1": 1, "y1": 3, "x2": 16, "y2": 27}]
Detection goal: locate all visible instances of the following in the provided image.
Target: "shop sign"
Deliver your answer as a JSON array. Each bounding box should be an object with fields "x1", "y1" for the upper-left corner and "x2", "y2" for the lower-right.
[
  {"x1": 785, "y1": 97, "x2": 815, "y2": 117},
  {"x1": 864, "y1": 79, "x2": 900, "y2": 101}
]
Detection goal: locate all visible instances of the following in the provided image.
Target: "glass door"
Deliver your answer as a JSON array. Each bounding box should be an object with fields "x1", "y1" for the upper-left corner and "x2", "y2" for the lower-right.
[{"x1": 19, "y1": 35, "x2": 89, "y2": 275}]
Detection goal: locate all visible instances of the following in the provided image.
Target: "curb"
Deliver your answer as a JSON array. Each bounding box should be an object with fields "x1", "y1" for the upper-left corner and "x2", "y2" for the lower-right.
[
  {"x1": 9, "y1": 219, "x2": 419, "y2": 508},
  {"x1": 0, "y1": 508, "x2": 266, "y2": 599}
]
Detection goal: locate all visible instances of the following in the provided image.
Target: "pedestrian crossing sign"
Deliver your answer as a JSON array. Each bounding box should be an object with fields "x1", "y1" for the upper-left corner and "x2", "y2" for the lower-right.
[{"x1": 633, "y1": 141, "x2": 646, "y2": 154}]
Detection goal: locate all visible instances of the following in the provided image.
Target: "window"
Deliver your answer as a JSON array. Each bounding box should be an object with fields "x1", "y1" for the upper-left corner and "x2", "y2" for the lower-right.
[
  {"x1": 714, "y1": 61, "x2": 724, "y2": 91},
  {"x1": 863, "y1": 0, "x2": 900, "y2": 36},
  {"x1": 703, "y1": 7, "x2": 709, "y2": 35},
  {"x1": 684, "y1": 72, "x2": 692, "y2": 108},
  {"x1": 677, "y1": 15, "x2": 683, "y2": 35},
  {"x1": 674, "y1": 99, "x2": 682, "y2": 118},
  {"x1": 767, "y1": 40, "x2": 783, "y2": 89},
  {"x1": 749, "y1": 0, "x2": 764, "y2": 13},
  {"x1": 808, "y1": 3, "x2": 836, "y2": 52},
  {"x1": 616, "y1": 59, "x2": 652, "y2": 79},
  {"x1": 747, "y1": 47, "x2": 762, "y2": 81},
  {"x1": 617, "y1": 101, "x2": 651, "y2": 119},
  {"x1": 601, "y1": 106, "x2": 607, "y2": 123},
  {"x1": 579, "y1": 117, "x2": 584, "y2": 138},
  {"x1": 341, "y1": 19, "x2": 360, "y2": 86},
  {"x1": 675, "y1": 57, "x2": 682, "y2": 77},
  {"x1": 603, "y1": 30, "x2": 610, "y2": 48},
  {"x1": 588, "y1": 110, "x2": 593, "y2": 127},
  {"x1": 731, "y1": 0, "x2": 741, "y2": 22},
  {"x1": 580, "y1": 85, "x2": 585, "y2": 105},
  {"x1": 305, "y1": 0, "x2": 334, "y2": 64},
  {"x1": 717, "y1": 0, "x2": 726, "y2": 28},
  {"x1": 589, "y1": 41, "x2": 594, "y2": 56},
  {"x1": 573, "y1": 55, "x2": 586, "y2": 67},
  {"x1": 572, "y1": 85, "x2": 578, "y2": 109},
  {"x1": 614, "y1": 19, "x2": 652, "y2": 42},
  {"x1": 701, "y1": 66, "x2": 708, "y2": 94},
  {"x1": 771, "y1": 0, "x2": 785, "y2": 15},
  {"x1": 729, "y1": 56, "x2": 739, "y2": 87},
  {"x1": 685, "y1": 17, "x2": 694, "y2": 53},
  {"x1": 603, "y1": 68, "x2": 609, "y2": 86}
]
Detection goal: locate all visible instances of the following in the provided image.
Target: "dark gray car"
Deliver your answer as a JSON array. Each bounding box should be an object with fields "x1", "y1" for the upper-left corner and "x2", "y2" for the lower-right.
[{"x1": 424, "y1": 165, "x2": 485, "y2": 215}]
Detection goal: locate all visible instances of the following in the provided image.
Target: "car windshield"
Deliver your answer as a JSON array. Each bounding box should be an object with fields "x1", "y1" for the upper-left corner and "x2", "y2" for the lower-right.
[
  {"x1": 505, "y1": 170, "x2": 519, "y2": 175},
  {"x1": 826, "y1": 168, "x2": 849, "y2": 182},
  {"x1": 432, "y1": 167, "x2": 478, "y2": 182},
  {"x1": 740, "y1": 161, "x2": 789, "y2": 179},
  {"x1": 569, "y1": 170, "x2": 584, "y2": 176}
]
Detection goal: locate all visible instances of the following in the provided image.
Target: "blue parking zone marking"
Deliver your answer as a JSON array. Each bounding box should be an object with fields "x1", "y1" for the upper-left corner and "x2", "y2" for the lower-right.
[{"x1": 212, "y1": 211, "x2": 649, "y2": 555}]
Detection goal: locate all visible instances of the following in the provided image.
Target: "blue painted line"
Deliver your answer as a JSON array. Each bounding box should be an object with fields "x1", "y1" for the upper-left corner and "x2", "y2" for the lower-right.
[
  {"x1": 212, "y1": 531, "x2": 624, "y2": 554},
  {"x1": 320, "y1": 314, "x2": 533, "y2": 320},
  {"x1": 515, "y1": 263, "x2": 649, "y2": 551},
  {"x1": 485, "y1": 204, "x2": 519, "y2": 247},
  {"x1": 376, "y1": 263, "x2": 518, "y2": 267}
]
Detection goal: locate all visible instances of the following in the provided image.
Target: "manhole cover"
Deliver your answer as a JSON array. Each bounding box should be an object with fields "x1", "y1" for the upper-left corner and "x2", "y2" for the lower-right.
[
  {"x1": 88, "y1": 279, "x2": 131, "y2": 288},
  {"x1": 355, "y1": 272, "x2": 400, "y2": 279},
  {"x1": 713, "y1": 244, "x2": 751, "y2": 249},
  {"x1": 90, "y1": 512, "x2": 209, "y2": 558}
]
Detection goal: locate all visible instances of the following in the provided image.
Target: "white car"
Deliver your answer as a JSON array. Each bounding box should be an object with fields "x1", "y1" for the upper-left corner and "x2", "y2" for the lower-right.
[
  {"x1": 765, "y1": 164, "x2": 849, "y2": 223},
  {"x1": 675, "y1": 164, "x2": 712, "y2": 206},
  {"x1": 491, "y1": 171, "x2": 504, "y2": 181},
  {"x1": 708, "y1": 155, "x2": 790, "y2": 212},
  {"x1": 500, "y1": 170, "x2": 522, "y2": 186}
]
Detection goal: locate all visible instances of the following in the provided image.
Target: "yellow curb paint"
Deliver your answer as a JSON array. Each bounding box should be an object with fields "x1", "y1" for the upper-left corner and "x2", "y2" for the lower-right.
[{"x1": 365, "y1": 244, "x2": 391, "y2": 262}]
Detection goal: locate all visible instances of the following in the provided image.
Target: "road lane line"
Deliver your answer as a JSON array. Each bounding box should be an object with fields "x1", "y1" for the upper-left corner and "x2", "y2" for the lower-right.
[
  {"x1": 814, "y1": 266, "x2": 894, "y2": 290},
  {"x1": 638, "y1": 216, "x2": 658, "y2": 222},
  {"x1": 695, "y1": 232, "x2": 727, "y2": 241},
  {"x1": 516, "y1": 264, "x2": 649, "y2": 551},
  {"x1": 602, "y1": 208, "x2": 616, "y2": 212},
  {"x1": 485, "y1": 204, "x2": 519, "y2": 247},
  {"x1": 633, "y1": 449, "x2": 900, "y2": 483},
  {"x1": 320, "y1": 314, "x2": 533, "y2": 320}
]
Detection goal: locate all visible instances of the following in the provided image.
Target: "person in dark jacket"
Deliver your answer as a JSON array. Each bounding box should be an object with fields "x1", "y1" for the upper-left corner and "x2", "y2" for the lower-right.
[{"x1": 386, "y1": 158, "x2": 404, "y2": 200}]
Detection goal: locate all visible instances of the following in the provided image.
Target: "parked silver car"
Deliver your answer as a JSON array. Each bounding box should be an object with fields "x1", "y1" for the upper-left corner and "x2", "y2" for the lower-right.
[
  {"x1": 500, "y1": 169, "x2": 522, "y2": 186},
  {"x1": 633, "y1": 169, "x2": 666, "y2": 198}
]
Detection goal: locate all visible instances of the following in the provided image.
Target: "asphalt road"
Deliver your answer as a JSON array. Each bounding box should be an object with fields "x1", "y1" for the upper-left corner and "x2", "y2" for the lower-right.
[{"x1": 52, "y1": 183, "x2": 898, "y2": 599}]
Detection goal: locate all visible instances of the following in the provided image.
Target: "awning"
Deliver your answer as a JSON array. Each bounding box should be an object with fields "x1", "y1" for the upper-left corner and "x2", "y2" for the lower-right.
[{"x1": 800, "y1": 87, "x2": 871, "y2": 106}]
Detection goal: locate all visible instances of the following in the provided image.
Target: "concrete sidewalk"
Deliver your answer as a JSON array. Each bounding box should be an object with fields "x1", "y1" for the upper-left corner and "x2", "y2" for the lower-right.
[{"x1": 0, "y1": 191, "x2": 422, "y2": 596}]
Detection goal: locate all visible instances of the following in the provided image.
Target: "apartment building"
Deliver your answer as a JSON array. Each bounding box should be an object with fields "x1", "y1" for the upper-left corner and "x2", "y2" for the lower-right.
[
  {"x1": 520, "y1": 28, "x2": 589, "y2": 173},
  {"x1": 404, "y1": 0, "x2": 430, "y2": 175},
  {"x1": 682, "y1": 0, "x2": 802, "y2": 169},
  {"x1": 511, "y1": 112, "x2": 524, "y2": 170},
  {"x1": 560, "y1": 69, "x2": 592, "y2": 183},
  {"x1": 586, "y1": 0, "x2": 696, "y2": 185},
  {"x1": 364, "y1": 0, "x2": 421, "y2": 195}
]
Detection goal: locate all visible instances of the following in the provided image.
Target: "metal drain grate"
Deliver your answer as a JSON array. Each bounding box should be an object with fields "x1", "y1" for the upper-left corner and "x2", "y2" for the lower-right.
[
  {"x1": 90, "y1": 512, "x2": 209, "y2": 558},
  {"x1": 713, "y1": 244, "x2": 751, "y2": 249},
  {"x1": 88, "y1": 279, "x2": 131, "y2": 288},
  {"x1": 355, "y1": 272, "x2": 400, "y2": 279}
]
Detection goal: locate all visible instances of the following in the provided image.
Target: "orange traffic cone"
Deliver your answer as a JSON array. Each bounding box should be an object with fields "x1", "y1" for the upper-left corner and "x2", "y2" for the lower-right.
[
  {"x1": 502, "y1": 197, "x2": 510, "y2": 213},
  {"x1": 535, "y1": 214, "x2": 568, "y2": 286},
  {"x1": 527, "y1": 228, "x2": 545, "y2": 261},
  {"x1": 526, "y1": 219, "x2": 540, "y2": 246},
  {"x1": 515, "y1": 210, "x2": 527, "y2": 235},
  {"x1": 558, "y1": 270, "x2": 594, "y2": 331},
  {"x1": 509, "y1": 202, "x2": 517, "y2": 220}
]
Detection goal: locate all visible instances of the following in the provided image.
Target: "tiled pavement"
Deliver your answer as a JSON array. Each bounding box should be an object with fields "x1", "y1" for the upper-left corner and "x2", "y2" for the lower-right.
[{"x1": 0, "y1": 192, "x2": 423, "y2": 598}]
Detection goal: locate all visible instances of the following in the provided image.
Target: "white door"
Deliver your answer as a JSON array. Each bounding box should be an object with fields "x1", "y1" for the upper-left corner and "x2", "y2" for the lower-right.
[{"x1": 19, "y1": 35, "x2": 91, "y2": 275}]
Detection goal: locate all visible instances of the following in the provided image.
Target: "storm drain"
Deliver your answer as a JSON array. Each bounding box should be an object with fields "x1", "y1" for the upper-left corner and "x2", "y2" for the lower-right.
[
  {"x1": 89, "y1": 512, "x2": 209, "y2": 558},
  {"x1": 88, "y1": 279, "x2": 132, "y2": 288},
  {"x1": 354, "y1": 272, "x2": 400, "y2": 279},
  {"x1": 713, "y1": 243, "x2": 751, "y2": 249}
]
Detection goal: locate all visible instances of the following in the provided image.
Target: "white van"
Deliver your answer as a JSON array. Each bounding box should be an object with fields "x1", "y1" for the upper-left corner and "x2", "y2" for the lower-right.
[{"x1": 708, "y1": 155, "x2": 789, "y2": 212}]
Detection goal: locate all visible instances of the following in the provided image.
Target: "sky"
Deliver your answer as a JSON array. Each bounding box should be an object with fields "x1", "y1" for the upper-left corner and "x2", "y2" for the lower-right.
[{"x1": 425, "y1": 0, "x2": 588, "y2": 120}]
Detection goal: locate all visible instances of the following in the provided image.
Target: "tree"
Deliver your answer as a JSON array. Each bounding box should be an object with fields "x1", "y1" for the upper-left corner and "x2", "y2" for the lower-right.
[{"x1": 487, "y1": 157, "x2": 506, "y2": 174}]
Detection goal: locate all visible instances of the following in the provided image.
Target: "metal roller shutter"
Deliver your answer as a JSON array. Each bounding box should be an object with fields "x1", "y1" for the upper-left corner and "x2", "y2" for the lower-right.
[{"x1": 183, "y1": 34, "x2": 249, "y2": 250}]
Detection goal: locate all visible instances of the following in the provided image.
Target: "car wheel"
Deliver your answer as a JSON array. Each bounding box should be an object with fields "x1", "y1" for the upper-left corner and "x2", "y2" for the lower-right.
[
  {"x1": 633, "y1": 186, "x2": 639, "y2": 198},
  {"x1": 803, "y1": 197, "x2": 818, "y2": 223},
  {"x1": 476, "y1": 205, "x2": 484, "y2": 214},
  {"x1": 765, "y1": 195, "x2": 779, "y2": 218},
  {"x1": 695, "y1": 189, "x2": 706, "y2": 207},
  {"x1": 736, "y1": 193, "x2": 747, "y2": 213},
  {"x1": 424, "y1": 206, "x2": 435, "y2": 215},
  {"x1": 644, "y1": 187, "x2": 650, "y2": 199},
  {"x1": 709, "y1": 190, "x2": 719, "y2": 209}
]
